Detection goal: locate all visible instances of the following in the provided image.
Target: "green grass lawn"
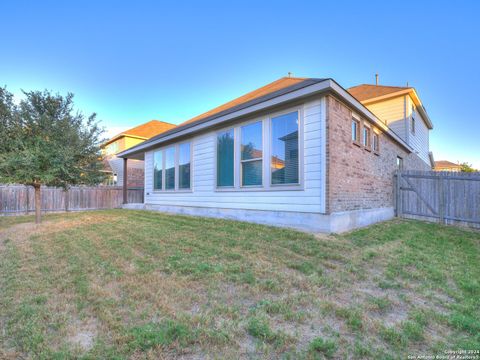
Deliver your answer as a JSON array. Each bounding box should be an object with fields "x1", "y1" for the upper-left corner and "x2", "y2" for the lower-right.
[{"x1": 0, "y1": 210, "x2": 479, "y2": 359}]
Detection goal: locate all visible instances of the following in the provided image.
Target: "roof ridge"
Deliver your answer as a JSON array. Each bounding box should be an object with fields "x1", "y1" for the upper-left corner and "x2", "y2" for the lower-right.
[
  {"x1": 348, "y1": 83, "x2": 411, "y2": 90},
  {"x1": 182, "y1": 77, "x2": 313, "y2": 124},
  {"x1": 135, "y1": 77, "x2": 325, "y2": 149}
]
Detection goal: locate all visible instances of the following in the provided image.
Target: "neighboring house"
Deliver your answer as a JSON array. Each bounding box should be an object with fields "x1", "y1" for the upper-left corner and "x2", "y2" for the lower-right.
[
  {"x1": 102, "y1": 120, "x2": 176, "y2": 187},
  {"x1": 434, "y1": 160, "x2": 462, "y2": 172},
  {"x1": 118, "y1": 77, "x2": 433, "y2": 233}
]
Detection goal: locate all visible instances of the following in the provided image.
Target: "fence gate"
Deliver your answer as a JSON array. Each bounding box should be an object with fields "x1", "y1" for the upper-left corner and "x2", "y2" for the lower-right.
[{"x1": 395, "y1": 170, "x2": 480, "y2": 228}]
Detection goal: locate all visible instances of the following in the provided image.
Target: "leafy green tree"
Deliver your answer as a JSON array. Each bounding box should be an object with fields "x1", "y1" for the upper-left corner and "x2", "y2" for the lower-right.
[
  {"x1": 459, "y1": 162, "x2": 477, "y2": 173},
  {"x1": 0, "y1": 88, "x2": 105, "y2": 223}
]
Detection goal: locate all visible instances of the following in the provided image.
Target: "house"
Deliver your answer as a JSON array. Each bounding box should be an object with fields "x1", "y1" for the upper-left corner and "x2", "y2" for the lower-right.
[
  {"x1": 434, "y1": 160, "x2": 462, "y2": 172},
  {"x1": 101, "y1": 120, "x2": 175, "y2": 186},
  {"x1": 118, "y1": 77, "x2": 433, "y2": 233},
  {"x1": 348, "y1": 84, "x2": 434, "y2": 166}
]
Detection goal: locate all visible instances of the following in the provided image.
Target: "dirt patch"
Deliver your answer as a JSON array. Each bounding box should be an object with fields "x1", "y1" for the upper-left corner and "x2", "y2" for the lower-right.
[
  {"x1": 0, "y1": 214, "x2": 118, "y2": 245},
  {"x1": 67, "y1": 317, "x2": 98, "y2": 352}
]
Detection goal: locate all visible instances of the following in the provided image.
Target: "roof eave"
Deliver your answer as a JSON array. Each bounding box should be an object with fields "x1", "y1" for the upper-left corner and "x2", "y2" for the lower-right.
[
  {"x1": 328, "y1": 80, "x2": 414, "y2": 152},
  {"x1": 118, "y1": 79, "x2": 413, "y2": 158},
  {"x1": 360, "y1": 88, "x2": 433, "y2": 130},
  {"x1": 409, "y1": 89, "x2": 434, "y2": 130},
  {"x1": 102, "y1": 133, "x2": 148, "y2": 147}
]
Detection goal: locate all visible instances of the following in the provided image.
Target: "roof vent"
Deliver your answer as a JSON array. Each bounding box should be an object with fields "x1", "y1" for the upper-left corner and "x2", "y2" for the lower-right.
[{"x1": 375, "y1": 73, "x2": 379, "y2": 86}]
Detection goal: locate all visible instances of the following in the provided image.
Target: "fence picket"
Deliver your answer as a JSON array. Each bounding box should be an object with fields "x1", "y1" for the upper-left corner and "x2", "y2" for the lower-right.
[
  {"x1": 0, "y1": 185, "x2": 143, "y2": 215},
  {"x1": 396, "y1": 171, "x2": 480, "y2": 229}
]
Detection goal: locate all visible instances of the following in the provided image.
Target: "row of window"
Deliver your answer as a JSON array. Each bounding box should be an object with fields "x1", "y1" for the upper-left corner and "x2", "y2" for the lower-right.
[
  {"x1": 153, "y1": 110, "x2": 300, "y2": 192},
  {"x1": 352, "y1": 117, "x2": 380, "y2": 153},
  {"x1": 153, "y1": 143, "x2": 191, "y2": 191},
  {"x1": 217, "y1": 110, "x2": 300, "y2": 188}
]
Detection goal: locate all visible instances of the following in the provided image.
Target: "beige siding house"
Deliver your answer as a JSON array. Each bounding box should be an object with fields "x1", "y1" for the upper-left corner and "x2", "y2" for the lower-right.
[
  {"x1": 102, "y1": 120, "x2": 175, "y2": 186},
  {"x1": 434, "y1": 160, "x2": 463, "y2": 172}
]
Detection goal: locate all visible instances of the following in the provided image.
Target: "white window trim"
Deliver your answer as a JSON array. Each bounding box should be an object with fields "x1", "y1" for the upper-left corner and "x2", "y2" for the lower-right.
[
  {"x1": 152, "y1": 151, "x2": 163, "y2": 191},
  {"x1": 215, "y1": 127, "x2": 236, "y2": 189},
  {"x1": 372, "y1": 129, "x2": 380, "y2": 154},
  {"x1": 352, "y1": 117, "x2": 361, "y2": 143},
  {"x1": 215, "y1": 106, "x2": 304, "y2": 192},
  {"x1": 164, "y1": 146, "x2": 176, "y2": 192},
  {"x1": 152, "y1": 141, "x2": 193, "y2": 193},
  {"x1": 362, "y1": 123, "x2": 372, "y2": 149},
  {"x1": 240, "y1": 119, "x2": 264, "y2": 188}
]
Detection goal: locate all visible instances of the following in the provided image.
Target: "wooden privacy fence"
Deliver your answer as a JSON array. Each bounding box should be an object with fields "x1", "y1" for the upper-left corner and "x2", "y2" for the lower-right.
[
  {"x1": 0, "y1": 185, "x2": 144, "y2": 215},
  {"x1": 395, "y1": 171, "x2": 480, "y2": 228}
]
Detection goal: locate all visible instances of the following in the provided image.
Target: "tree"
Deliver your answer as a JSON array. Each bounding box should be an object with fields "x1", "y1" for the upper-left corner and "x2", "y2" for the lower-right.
[
  {"x1": 459, "y1": 162, "x2": 477, "y2": 173},
  {"x1": 0, "y1": 88, "x2": 105, "y2": 223}
]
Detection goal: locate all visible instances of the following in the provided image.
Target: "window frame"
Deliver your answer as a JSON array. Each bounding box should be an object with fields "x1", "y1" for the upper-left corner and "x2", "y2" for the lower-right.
[
  {"x1": 178, "y1": 141, "x2": 193, "y2": 190},
  {"x1": 351, "y1": 117, "x2": 361, "y2": 145},
  {"x1": 164, "y1": 146, "x2": 176, "y2": 192},
  {"x1": 270, "y1": 110, "x2": 301, "y2": 187},
  {"x1": 153, "y1": 150, "x2": 164, "y2": 191},
  {"x1": 240, "y1": 119, "x2": 264, "y2": 188},
  {"x1": 152, "y1": 140, "x2": 193, "y2": 193},
  {"x1": 362, "y1": 123, "x2": 372, "y2": 150},
  {"x1": 372, "y1": 129, "x2": 380, "y2": 155},
  {"x1": 215, "y1": 106, "x2": 304, "y2": 192},
  {"x1": 215, "y1": 127, "x2": 237, "y2": 189},
  {"x1": 397, "y1": 156, "x2": 404, "y2": 170}
]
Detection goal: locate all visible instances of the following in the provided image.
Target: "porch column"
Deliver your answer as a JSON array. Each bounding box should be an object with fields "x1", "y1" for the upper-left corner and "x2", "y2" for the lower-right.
[{"x1": 123, "y1": 157, "x2": 128, "y2": 204}]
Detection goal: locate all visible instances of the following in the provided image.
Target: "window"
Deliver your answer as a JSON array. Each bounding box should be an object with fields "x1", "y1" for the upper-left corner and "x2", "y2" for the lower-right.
[
  {"x1": 165, "y1": 147, "x2": 175, "y2": 190},
  {"x1": 373, "y1": 132, "x2": 380, "y2": 153},
  {"x1": 215, "y1": 108, "x2": 302, "y2": 191},
  {"x1": 241, "y1": 121, "x2": 263, "y2": 186},
  {"x1": 217, "y1": 129, "x2": 234, "y2": 187},
  {"x1": 411, "y1": 106, "x2": 416, "y2": 134},
  {"x1": 179, "y1": 143, "x2": 191, "y2": 189},
  {"x1": 352, "y1": 118, "x2": 360, "y2": 142},
  {"x1": 363, "y1": 126, "x2": 371, "y2": 148},
  {"x1": 271, "y1": 111, "x2": 299, "y2": 185},
  {"x1": 153, "y1": 151, "x2": 163, "y2": 190},
  {"x1": 153, "y1": 143, "x2": 191, "y2": 191},
  {"x1": 397, "y1": 156, "x2": 404, "y2": 170}
]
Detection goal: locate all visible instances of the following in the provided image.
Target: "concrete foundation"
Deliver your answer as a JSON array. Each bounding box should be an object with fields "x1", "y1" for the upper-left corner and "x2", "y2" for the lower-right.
[{"x1": 122, "y1": 203, "x2": 394, "y2": 233}]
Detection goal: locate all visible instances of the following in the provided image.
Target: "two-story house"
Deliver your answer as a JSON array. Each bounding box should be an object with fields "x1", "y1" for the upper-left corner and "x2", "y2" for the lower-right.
[
  {"x1": 348, "y1": 84, "x2": 434, "y2": 168},
  {"x1": 118, "y1": 77, "x2": 434, "y2": 232},
  {"x1": 102, "y1": 120, "x2": 175, "y2": 187}
]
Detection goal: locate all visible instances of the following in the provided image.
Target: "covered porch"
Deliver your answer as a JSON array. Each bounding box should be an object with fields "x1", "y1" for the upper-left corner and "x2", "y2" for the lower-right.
[{"x1": 120, "y1": 152, "x2": 146, "y2": 206}]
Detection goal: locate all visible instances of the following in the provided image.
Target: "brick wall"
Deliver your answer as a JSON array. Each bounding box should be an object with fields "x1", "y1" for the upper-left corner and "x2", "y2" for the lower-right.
[
  {"x1": 127, "y1": 167, "x2": 144, "y2": 188},
  {"x1": 326, "y1": 95, "x2": 430, "y2": 213}
]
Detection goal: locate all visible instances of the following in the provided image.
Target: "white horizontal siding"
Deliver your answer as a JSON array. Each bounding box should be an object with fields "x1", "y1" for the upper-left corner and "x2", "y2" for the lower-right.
[
  {"x1": 366, "y1": 95, "x2": 430, "y2": 166},
  {"x1": 407, "y1": 96, "x2": 430, "y2": 165},
  {"x1": 144, "y1": 98, "x2": 326, "y2": 214}
]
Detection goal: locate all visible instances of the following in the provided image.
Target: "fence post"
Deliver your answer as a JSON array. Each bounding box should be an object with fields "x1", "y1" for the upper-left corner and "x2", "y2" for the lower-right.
[
  {"x1": 438, "y1": 173, "x2": 447, "y2": 224},
  {"x1": 395, "y1": 171, "x2": 402, "y2": 217},
  {"x1": 25, "y1": 185, "x2": 30, "y2": 215},
  {"x1": 65, "y1": 189, "x2": 69, "y2": 212}
]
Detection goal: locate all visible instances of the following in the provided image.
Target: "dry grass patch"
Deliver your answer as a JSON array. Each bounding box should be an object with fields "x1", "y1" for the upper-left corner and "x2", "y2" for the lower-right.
[{"x1": 0, "y1": 210, "x2": 479, "y2": 359}]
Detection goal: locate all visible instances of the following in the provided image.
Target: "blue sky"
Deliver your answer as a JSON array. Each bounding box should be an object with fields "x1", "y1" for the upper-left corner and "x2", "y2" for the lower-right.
[{"x1": 1, "y1": 0, "x2": 479, "y2": 168}]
